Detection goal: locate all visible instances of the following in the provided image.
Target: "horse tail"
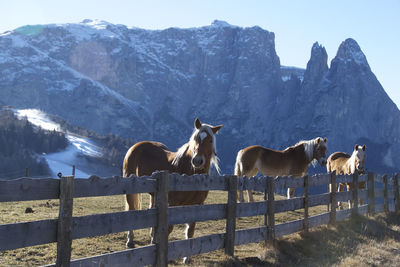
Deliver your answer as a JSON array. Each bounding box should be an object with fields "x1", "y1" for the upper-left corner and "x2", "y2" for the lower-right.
[
  {"x1": 123, "y1": 147, "x2": 142, "y2": 211},
  {"x1": 234, "y1": 150, "x2": 243, "y2": 177}
]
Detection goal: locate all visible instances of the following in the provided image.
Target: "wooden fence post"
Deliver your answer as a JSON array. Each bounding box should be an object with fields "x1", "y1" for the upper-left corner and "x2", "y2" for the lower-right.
[
  {"x1": 25, "y1": 167, "x2": 29, "y2": 177},
  {"x1": 225, "y1": 175, "x2": 237, "y2": 257},
  {"x1": 72, "y1": 165, "x2": 75, "y2": 177},
  {"x1": 352, "y1": 172, "x2": 359, "y2": 215},
  {"x1": 154, "y1": 171, "x2": 169, "y2": 267},
  {"x1": 394, "y1": 173, "x2": 400, "y2": 212},
  {"x1": 330, "y1": 172, "x2": 337, "y2": 225},
  {"x1": 303, "y1": 175, "x2": 309, "y2": 232},
  {"x1": 368, "y1": 172, "x2": 375, "y2": 215},
  {"x1": 266, "y1": 176, "x2": 275, "y2": 245},
  {"x1": 56, "y1": 175, "x2": 75, "y2": 267},
  {"x1": 383, "y1": 175, "x2": 389, "y2": 213}
]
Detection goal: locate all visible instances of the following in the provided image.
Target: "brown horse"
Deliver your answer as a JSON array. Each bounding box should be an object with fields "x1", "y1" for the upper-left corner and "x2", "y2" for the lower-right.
[
  {"x1": 123, "y1": 118, "x2": 223, "y2": 253},
  {"x1": 327, "y1": 144, "x2": 366, "y2": 209},
  {"x1": 235, "y1": 137, "x2": 328, "y2": 202}
]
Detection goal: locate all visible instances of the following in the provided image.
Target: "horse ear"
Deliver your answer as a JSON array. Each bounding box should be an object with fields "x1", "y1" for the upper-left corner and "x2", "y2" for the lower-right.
[
  {"x1": 323, "y1": 138, "x2": 327, "y2": 143},
  {"x1": 194, "y1": 118, "x2": 202, "y2": 129},
  {"x1": 354, "y1": 144, "x2": 359, "y2": 151},
  {"x1": 212, "y1": 125, "x2": 223, "y2": 134},
  {"x1": 316, "y1": 137, "x2": 320, "y2": 144},
  {"x1": 362, "y1": 145, "x2": 366, "y2": 151}
]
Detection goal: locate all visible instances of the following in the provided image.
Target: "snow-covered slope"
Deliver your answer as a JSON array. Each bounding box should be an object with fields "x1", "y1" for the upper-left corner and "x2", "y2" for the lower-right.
[{"x1": 15, "y1": 109, "x2": 102, "y2": 178}]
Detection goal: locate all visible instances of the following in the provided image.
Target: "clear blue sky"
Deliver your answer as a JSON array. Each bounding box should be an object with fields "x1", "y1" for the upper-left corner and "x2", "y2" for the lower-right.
[{"x1": 1, "y1": 0, "x2": 399, "y2": 108}]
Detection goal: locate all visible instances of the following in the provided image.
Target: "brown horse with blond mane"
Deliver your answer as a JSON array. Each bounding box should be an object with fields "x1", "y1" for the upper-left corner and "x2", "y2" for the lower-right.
[
  {"x1": 122, "y1": 118, "x2": 223, "y2": 259},
  {"x1": 327, "y1": 144, "x2": 366, "y2": 209},
  {"x1": 235, "y1": 137, "x2": 328, "y2": 202}
]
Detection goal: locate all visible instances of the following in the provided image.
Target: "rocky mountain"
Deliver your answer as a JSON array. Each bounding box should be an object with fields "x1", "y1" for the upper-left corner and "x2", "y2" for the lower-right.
[{"x1": 0, "y1": 19, "x2": 398, "y2": 173}]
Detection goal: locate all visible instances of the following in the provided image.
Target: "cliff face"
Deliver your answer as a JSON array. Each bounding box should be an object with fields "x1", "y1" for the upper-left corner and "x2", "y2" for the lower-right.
[{"x1": 0, "y1": 20, "x2": 398, "y2": 173}]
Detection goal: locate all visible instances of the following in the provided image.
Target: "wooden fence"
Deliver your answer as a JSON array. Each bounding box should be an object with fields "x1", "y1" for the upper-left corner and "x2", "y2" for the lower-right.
[{"x1": 0, "y1": 172, "x2": 399, "y2": 266}]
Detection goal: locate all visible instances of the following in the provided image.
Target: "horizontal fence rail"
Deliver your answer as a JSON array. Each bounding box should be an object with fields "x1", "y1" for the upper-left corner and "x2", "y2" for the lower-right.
[{"x1": 0, "y1": 172, "x2": 399, "y2": 267}]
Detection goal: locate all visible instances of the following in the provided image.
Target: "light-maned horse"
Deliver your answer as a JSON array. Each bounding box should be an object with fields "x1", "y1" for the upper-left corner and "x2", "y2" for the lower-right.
[
  {"x1": 327, "y1": 144, "x2": 366, "y2": 209},
  {"x1": 235, "y1": 137, "x2": 328, "y2": 202},
  {"x1": 123, "y1": 118, "x2": 223, "y2": 256}
]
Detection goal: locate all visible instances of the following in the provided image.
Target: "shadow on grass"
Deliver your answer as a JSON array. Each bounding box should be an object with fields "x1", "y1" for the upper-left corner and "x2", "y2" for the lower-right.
[{"x1": 220, "y1": 212, "x2": 400, "y2": 267}]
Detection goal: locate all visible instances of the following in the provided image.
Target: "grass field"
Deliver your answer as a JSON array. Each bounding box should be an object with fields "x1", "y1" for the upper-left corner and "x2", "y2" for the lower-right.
[{"x1": 1, "y1": 190, "x2": 400, "y2": 266}]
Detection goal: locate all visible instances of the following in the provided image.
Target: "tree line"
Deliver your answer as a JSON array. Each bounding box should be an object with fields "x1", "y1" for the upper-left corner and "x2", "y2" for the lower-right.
[{"x1": 0, "y1": 108, "x2": 68, "y2": 179}]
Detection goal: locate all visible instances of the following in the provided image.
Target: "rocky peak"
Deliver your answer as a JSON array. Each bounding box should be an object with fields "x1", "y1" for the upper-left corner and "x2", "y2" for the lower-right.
[
  {"x1": 302, "y1": 42, "x2": 328, "y2": 87},
  {"x1": 331, "y1": 38, "x2": 370, "y2": 71}
]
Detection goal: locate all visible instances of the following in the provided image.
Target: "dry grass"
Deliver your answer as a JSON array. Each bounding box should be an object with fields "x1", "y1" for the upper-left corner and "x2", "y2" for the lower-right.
[{"x1": 1, "y1": 190, "x2": 399, "y2": 266}]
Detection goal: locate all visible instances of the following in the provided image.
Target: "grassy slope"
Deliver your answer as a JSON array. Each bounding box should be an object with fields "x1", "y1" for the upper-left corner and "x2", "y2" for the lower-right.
[{"x1": 1, "y1": 191, "x2": 399, "y2": 266}]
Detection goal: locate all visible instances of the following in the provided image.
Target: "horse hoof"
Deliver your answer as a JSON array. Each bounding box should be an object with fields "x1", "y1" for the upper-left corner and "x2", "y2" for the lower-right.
[
  {"x1": 183, "y1": 257, "x2": 192, "y2": 264},
  {"x1": 126, "y1": 241, "x2": 135, "y2": 248}
]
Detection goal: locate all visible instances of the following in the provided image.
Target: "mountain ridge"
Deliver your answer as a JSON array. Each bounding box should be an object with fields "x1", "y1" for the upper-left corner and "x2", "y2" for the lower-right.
[{"x1": 0, "y1": 20, "x2": 398, "y2": 173}]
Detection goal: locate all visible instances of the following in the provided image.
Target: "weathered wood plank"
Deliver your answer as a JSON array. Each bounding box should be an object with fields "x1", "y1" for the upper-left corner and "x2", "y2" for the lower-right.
[
  {"x1": 0, "y1": 219, "x2": 57, "y2": 251},
  {"x1": 237, "y1": 201, "x2": 266, "y2": 217},
  {"x1": 330, "y1": 172, "x2": 337, "y2": 224},
  {"x1": 225, "y1": 175, "x2": 237, "y2": 256},
  {"x1": 309, "y1": 212, "x2": 330, "y2": 228},
  {"x1": 168, "y1": 233, "x2": 225, "y2": 261},
  {"x1": 74, "y1": 175, "x2": 156, "y2": 197},
  {"x1": 0, "y1": 177, "x2": 59, "y2": 202},
  {"x1": 368, "y1": 172, "x2": 375, "y2": 215},
  {"x1": 395, "y1": 174, "x2": 400, "y2": 212},
  {"x1": 309, "y1": 193, "x2": 330, "y2": 207},
  {"x1": 309, "y1": 173, "x2": 330, "y2": 187},
  {"x1": 336, "y1": 191, "x2": 352, "y2": 202},
  {"x1": 303, "y1": 175, "x2": 309, "y2": 232},
  {"x1": 68, "y1": 245, "x2": 156, "y2": 267},
  {"x1": 237, "y1": 176, "x2": 267, "y2": 192},
  {"x1": 336, "y1": 208, "x2": 352, "y2": 222},
  {"x1": 274, "y1": 176, "x2": 305, "y2": 190},
  {"x1": 352, "y1": 173, "x2": 359, "y2": 215},
  {"x1": 266, "y1": 177, "x2": 275, "y2": 242},
  {"x1": 154, "y1": 172, "x2": 169, "y2": 267},
  {"x1": 169, "y1": 173, "x2": 227, "y2": 191},
  {"x1": 275, "y1": 219, "x2": 304, "y2": 238},
  {"x1": 72, "y1": 209, "x2": 157, "y2": 239},
  {"x1": 235, "y1": 226, "x2": 266, "y2": 245},
  {"x1": 275, "y1": 197, "x2": 304, "y2": 213},
  {"x1": 169, "y1": 204, "x2": 226, "y2": 225},
  {"x1": 56, "y1": 175, "x2": 74, "y2": 267},
  {"x1": 336, "y1": 174, "x2": 354, "y2": 184}
]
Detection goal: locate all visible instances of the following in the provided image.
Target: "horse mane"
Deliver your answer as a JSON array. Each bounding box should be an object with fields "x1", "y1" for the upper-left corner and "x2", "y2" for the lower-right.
[
  {"x1": 293, "y1": 139, "x2": 315, "y2": 162},
  {"x1": 171, "y1": 125, "x2": 220, "y2": 174}
]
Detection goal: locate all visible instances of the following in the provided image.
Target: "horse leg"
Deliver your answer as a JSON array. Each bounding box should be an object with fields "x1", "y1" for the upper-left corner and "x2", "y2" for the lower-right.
[
  {"x1": 183, "y1": 222, "x2": 196, "y2": 264},
  {"x1": 126, "y1": 193, "x2": 141, "y2": 248},
  {"x1": 287, "y1": 187, "x2": 295, "y2": 199},
  {"x1": 248, "y1": 190, "x2": 254, "y2": 202}
]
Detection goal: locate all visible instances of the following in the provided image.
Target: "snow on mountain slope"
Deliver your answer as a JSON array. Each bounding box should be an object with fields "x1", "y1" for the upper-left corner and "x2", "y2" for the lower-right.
[{"x1": 15, "y1": 109, "x2": 103, "y2": 178}]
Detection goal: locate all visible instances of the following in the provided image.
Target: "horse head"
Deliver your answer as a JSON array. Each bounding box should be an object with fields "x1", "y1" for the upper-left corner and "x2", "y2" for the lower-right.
[
  {"x1": 313, "y1": 137, "x2": 328, "y2": 166},
  {"x1": 353, "y1": 144, "x2": 366, "y2": 173},
  {"x1": 189, "y1": 118, "x2": 223, "y2": 173}
]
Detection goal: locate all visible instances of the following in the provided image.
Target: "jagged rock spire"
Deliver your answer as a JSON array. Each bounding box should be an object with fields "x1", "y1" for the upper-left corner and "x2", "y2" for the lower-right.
[{"x1": 303, "y1": 42, "x2": 328, "y2": 87}]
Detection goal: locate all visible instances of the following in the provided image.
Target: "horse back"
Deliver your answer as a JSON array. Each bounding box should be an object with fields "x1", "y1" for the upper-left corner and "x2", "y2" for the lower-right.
[
  {"x1": 327, "y1": 152, "x2": 351, "y2": 174},
  {"x1": 123, "y1": 141, "x2": 173, "y2": 177}
]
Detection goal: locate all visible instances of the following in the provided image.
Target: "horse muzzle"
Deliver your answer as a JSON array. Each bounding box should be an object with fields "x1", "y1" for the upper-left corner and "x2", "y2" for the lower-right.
[{"x1": 191, "y1": 156, "x2": 205, "y2": 168}]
